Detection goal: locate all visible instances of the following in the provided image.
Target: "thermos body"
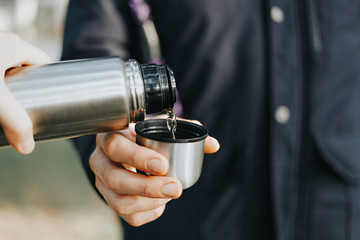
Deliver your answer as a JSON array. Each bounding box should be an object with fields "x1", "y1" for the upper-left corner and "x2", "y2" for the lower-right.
[{"x1": 0, "y1": 57, "x2": 176, "y2": 147}]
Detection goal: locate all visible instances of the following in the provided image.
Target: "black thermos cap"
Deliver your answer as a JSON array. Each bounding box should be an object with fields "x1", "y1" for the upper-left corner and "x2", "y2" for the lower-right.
[{"x1": 140, "y1": 64, "x2": 176, "y2": 114}]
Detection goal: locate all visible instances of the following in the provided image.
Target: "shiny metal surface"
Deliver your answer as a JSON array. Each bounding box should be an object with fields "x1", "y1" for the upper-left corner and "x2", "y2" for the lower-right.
[
  {"x1": 136, "y1": 120, "x2": 207, "y2": 189},
  {"x1": 0, "y1": 57, "x2": 146, "y2": 146},
  {"x1": 124, "y1": 59, "x2": 146, "y2": 121}
]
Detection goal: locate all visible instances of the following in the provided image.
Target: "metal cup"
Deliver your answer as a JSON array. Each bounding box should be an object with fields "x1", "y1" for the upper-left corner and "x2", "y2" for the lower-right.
[{"x1": 135, "y1": 119, "x2": 208, "y2": 189}]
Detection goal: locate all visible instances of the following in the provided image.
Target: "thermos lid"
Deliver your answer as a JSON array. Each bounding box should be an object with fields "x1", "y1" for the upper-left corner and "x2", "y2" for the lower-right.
[{"x1": 140, "y1": 64, "x2": 176, "y2": 114}]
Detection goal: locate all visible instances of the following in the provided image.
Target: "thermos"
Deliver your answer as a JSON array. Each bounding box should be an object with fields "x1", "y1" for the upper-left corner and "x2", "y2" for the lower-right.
[{"x1": 0, "y1": 57, "x2": 176, "y2": 147}]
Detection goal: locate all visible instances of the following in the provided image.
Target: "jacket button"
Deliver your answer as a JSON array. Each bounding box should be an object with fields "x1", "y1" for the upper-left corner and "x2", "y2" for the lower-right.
[
  {"x1": 275, "y1": 106, "x2": 290, "y2": 124},
  {"x1": 271, "y1": 6, "x2": 284, "y2": 23}
]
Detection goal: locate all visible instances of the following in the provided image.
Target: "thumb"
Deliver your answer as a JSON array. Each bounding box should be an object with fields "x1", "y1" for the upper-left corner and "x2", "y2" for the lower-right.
[
  {"x1": 0, "y1": 33, "x2": 50, "y2": 154},
  {"x1": 204, "y1": 136, "x2": 220, "y2": 154},
  {"x1": 0, "y1": 82, "x2": 35, "y2": 154}
]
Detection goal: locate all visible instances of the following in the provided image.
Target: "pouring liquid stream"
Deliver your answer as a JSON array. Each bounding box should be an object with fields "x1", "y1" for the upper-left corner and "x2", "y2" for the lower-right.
[{"x1": 166, "y1": 108, "x2": 177, "y2": 139}]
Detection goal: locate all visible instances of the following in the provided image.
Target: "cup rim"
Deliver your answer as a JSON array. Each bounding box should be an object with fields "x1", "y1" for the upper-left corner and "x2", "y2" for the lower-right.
[{"x1": 135, "y1": 119, "x2": 208, "y2": 143}]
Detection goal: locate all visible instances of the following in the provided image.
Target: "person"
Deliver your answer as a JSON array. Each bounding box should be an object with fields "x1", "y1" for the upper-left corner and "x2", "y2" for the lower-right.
[
  {"x1": 0, "y1": 32, "x2": 50, "y2": 154},
  {"x1": 62, "y1": 0, "x2": 360, "y2": 239}
]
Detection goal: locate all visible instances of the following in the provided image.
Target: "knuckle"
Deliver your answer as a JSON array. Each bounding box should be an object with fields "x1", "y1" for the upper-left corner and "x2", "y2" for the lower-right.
[
  {"x1": 89, "y1": 152, "x2": 97, "y2": 173},
  {"x1": 94, "y1": 177, "x2": 102, "y2": 191},
  {"x1": 130, "y1": 149, "x2": 143, "y2": 167},
  {"x1": 103, "y1": 134, "x2": 118, "y2": 157},
  {"x1": 96, "y1": 133, "x2": 107, "y2": 146},
  {"x1": 95, "y1": 134, "x2": 101, "y2": 145},
  {"x1": 140, "y1": 179, "x2": 153, "y2": 197},
  {"x1": 153, "y1": 207, "x2": 165, "y2": 219},
  {"x1": 114, "y1": 196, "x2": 138, "y2": 215},
  {"x1": 104, "y1": 171, "x2": 118, "y2": 190},
  {"x1": 95, "y1": 133, "x2": 103, "y2": 145},
  {"x1": 126, "y1": 215, "x2": 144, "y2": 227},
  {"x1": 114, "y1": 204, "x2": 131, "y2": 216},
  {"x1": 152, "y1": 199, "x2": 167, "y2": 209}
]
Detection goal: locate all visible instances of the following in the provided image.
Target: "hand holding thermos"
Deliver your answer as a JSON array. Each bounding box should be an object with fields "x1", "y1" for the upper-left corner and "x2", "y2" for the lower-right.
[{"x1": 0, "y1": 32, "x2": 50, "y2": 154}]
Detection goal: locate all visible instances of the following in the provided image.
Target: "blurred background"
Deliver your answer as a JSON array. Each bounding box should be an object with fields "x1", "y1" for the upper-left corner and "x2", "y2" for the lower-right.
[{"x1": 0, "y1": 0, "x2": 122, "y2": 239}]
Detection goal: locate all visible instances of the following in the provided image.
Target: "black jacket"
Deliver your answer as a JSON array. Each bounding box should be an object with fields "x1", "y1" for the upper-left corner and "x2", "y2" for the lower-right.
[{"x1": 62, "y1": 0, "x2": 360, "y2": 239}]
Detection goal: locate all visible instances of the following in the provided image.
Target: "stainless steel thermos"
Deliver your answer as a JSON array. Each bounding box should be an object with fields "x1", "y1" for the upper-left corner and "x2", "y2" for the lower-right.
[{"x1": 0, "y1": 57, "x2": 176, "y2": 147}]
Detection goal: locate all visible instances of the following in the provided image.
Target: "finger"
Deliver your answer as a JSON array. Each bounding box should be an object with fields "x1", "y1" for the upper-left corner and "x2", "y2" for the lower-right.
[
  {"x1": 97, "y1": 132, "x2": 169, "y2": 175},
  {"x1": 177, "y1": 120, "x2": 220, "y2": 154},
  {"x1": 95, "y1": 176, "x2": 171, "y2": 215},
  {"x1": 176, "y1": 118, "x2": 220, "y2": 154},
  {"x1": 0, "y1": 33, "x2": 50, "y2": 154},
  {"x1": 89, "y1": 148, "x2": 182, "y2": 198},
  {"x1": 204, "y1": 136, "x2": 220, "y2": 154},
  {"x1": 122, "y1": 205, "x2": 166, "y2": 227},
  {"x1": 117, "y1": 124, "x2": 136, "y2": 142},
  {"x1": 90, "y1": 147, "x2": 182, "y2": 198},
  {"x1": 91, "y1": 155, "x2": 182, "y2": 198},
  {"x1": 0, "y1": 87, "x2": 34, "y2": 154}
]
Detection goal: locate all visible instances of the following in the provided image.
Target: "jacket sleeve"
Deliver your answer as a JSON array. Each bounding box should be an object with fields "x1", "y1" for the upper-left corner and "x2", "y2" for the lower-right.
[{"x1": 61, "y1": 0, "x2": 139, "y2": 190}]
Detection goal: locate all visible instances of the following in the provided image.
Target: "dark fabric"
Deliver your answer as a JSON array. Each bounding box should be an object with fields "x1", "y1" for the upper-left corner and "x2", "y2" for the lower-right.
[{"x1": 62, "y1": 0, "x2": 360, "y2": 239}]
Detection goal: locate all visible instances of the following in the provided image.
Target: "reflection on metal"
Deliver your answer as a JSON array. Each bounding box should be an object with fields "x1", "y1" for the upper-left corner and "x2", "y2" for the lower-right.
[{"x1": 0, "y1": 58, "x2": 139, "y2": 146}]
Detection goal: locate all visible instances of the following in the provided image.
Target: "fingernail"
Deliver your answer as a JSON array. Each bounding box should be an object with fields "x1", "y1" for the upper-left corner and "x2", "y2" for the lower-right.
[
  {"x1": 161, "y1": 183, "x2": 180, "y2": 198},
  {"x1": 18, "y1": 138, "x2": 35, "y2": 154},
  {"x1": 148, "y1": 159, "x2": 166, "y2": 174}
]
